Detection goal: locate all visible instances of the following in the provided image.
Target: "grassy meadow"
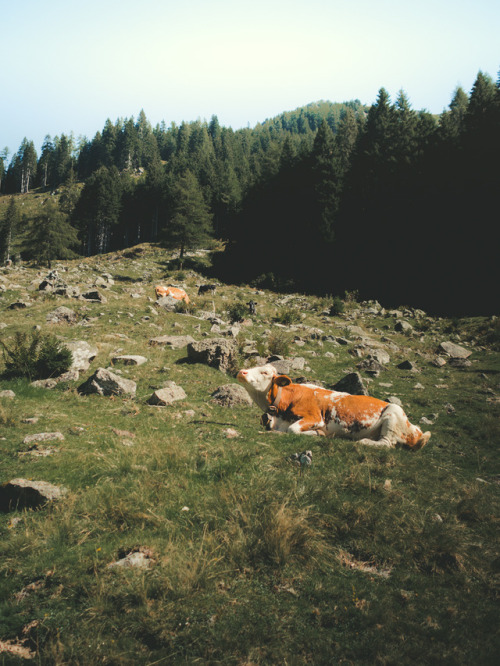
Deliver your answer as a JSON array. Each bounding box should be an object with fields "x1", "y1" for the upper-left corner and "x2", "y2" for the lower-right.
[{"x1": 0, "y1": 244, "x2": 499, "y2": 664}]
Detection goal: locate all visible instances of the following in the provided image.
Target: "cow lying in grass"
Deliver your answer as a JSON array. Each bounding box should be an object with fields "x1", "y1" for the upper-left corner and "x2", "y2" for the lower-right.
[
  {"x1": 237, "y1": 365, "x2": 430, "y2": 449},
  {"x1": 154, "y1": 286, "x2": 190, "y2": 303}
]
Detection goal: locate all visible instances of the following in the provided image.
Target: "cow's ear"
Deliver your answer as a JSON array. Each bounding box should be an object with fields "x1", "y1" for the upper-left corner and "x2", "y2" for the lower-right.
[{"x1": 274, "y1": 375, "x2": 292, "y2": 387}]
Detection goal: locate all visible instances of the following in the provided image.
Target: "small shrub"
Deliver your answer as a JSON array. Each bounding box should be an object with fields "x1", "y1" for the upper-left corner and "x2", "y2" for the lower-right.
[
  {"x1": 0, "y1": 331, "x2": 72, "y2": 380},
  {"x1": 274, "y1": 307, "x2": 300, "y2": 326},
  {"x1": 268, "y1": 330, "x2": 293, "y2": 357},
  {"x1": 227, "y1": 302, "x2": 248, "y2": 323},
  {"x1": 329, "y1": 296, "x2": 345, "y2": 316},
  {"x1": 174, "y1": 299, "x2": 195, "y2": 315}
]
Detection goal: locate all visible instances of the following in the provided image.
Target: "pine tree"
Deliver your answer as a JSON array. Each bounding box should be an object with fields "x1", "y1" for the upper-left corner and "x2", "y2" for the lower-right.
[
  {"x1": 73, "y1": 166, "x2": 122, "y2": 254},
  {"x1": 164, "y1": 170, "x2": 212, "y2": 268},
  {"x1": 0, "y1": 197, "x2": 20, "y2": 264},
  {"x1": 18, "y1": 139, "x2": 37, "y2": 193},
  {"x1": 23, "y1": 198, "x2": 78, "y2": 268},
  {"x1": 38, "y1": 136, "x2": 55, "y2": 188}
]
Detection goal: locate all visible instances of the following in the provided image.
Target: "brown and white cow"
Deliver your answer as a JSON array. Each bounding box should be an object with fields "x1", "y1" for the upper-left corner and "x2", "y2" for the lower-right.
[
  {"x1": 237, "y1": 364, "x2": 430, "y2": 449},
  {"x1": 154, "y1": 286, "x2": 190, "y2": 303}
]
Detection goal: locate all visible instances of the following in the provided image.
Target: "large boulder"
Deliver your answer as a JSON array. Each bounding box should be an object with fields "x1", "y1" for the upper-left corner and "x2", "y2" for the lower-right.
[
  {"x1": 210, "y1": 384, "x2": 253, "y2": 406},
  {"x1": 187, "y1": 338, "x2": 238, "y2": 374},
  {"x1": 332, "y1": 372, "x2": 369, "y2": 396},
  {"x1": 437, "y1": 341, "x2": 472, "y2": 359},
  {"x1": 78, "y1": 368, "x2": 136, "y2": 397}
]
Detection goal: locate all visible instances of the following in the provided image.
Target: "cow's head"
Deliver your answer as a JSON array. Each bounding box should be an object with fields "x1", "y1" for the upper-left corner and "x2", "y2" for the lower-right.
[{"x1": 237, "y1": 364, "x2": 277, "y2": 411}]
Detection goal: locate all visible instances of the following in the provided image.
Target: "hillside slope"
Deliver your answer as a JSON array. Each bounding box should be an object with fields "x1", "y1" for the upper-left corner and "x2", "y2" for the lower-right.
[{"x1": 0, "y1": 244, "x2": 499, "y2": 664}]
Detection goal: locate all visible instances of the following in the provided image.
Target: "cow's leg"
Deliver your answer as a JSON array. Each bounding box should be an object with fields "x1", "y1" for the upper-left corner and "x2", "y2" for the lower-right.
[
  {"x1": 288, "y1": 418, "x2": 326, "y2": 436},
  {"x1": 357, "y1": 406, "x2": 400, "y2": 448}
]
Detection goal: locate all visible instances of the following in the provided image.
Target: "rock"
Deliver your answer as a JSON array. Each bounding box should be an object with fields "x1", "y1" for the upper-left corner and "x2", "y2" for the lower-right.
[
  {"x1": 210, "y1": 384, "x2": 253, "y2": 406},
  {"x1": 65, "y1": 340, "x2": 98, "y2": 372},
  {"x1": 22, "y1": 432, "x2": 65, "y2": 445},
  {"x1": 224, "y1": 428, "x2": 240, "y2": 438},
  {"x1": 438, "y1": 341, "x2": 472, "y2": 359},
  {"x1": 149, "y1": 335, "x2": 195, "y2": 349},
  {"x1": 332, "y1": 372, "x2": 369, "y2": 396},
  {"x1": 395, "y1": 320, "x2": 413, "y2": 333},
  {"x1": 46, "y1": 306, "x2": 78, "y2": 325},
  {"x1": 0, "y1": 390, "x2": 15, "y2": 399},
  {"x1": 147, "y1": 382, "x2": 186, "y2": 406},
  {"x1": 356, "y1": 358, "x2": 384, "y2": 377},
  {"x1": 0, "y1": 478, "x2": 67, "y2": 512},
  {"x1": 387, "y1": 396, "x2": 402, "y2": 406},
  {"x1": 78, "y1": 368, "x2": 137, "y2": 397},
  {"x1": 154, "y1": 295, "x2": 180, "y2": 311},
  {"x1": 187, "y1": 338, "x2": 238, "y2": 374},
  {"x1": 112, "y1": 355, "x2": 148, "y2": 366},
  {"x1": 271, "y1": 357, "x2": 307, "y2": 375},
  {"x1": 9, "y1": 300, "x2": 31, "y2": 309},
  {"x1": 31, "y1": 369, "x2": 80, "y2": 389},
  {"x1": 363, "y1": 349, "x2": 391, "y2": 365},
  {"x1": 108, "y1": 547, "x2": 155, "y2": 570},
  {"x1": 82, "y1": 289, "x2": 107, "y2": 303},
  {"x1": 448, "y1": 358, "x2": 472, "y2": 368},
  {"x1": 432, "y1": 357, "x2": 447, "y2": 367},
  {"x1": 397, "y1": 360, "x2": 418, "y2": 371}
]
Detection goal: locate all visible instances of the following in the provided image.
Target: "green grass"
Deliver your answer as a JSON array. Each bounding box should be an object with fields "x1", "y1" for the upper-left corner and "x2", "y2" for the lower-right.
[{"x1": 0, "y1": 244, "x2": 499, "y2": 664}]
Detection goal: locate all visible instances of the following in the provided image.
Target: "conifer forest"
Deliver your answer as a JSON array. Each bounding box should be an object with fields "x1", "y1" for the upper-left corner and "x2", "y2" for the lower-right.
[{"x1": 1, "y1": 71, "x2": 499, "y2": 316}]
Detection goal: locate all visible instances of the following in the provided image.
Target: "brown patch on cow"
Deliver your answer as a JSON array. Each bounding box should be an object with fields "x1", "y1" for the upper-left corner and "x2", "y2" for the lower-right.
[{"x1": 331, "y1": 395, "x2": 387, "y2": 429}]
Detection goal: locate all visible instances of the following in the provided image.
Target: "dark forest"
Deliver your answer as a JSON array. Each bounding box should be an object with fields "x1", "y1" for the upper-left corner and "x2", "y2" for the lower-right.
[{"x1": 1, "y1": 71, "x2": 499, "y2": 315}]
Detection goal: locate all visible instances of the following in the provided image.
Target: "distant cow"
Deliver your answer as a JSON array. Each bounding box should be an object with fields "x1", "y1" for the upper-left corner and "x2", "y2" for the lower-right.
[
  {"x1": 247, "y1": 300, "x2": 257, "y2": 315},
  {"x1": 155, "y1": 286, "x2": 190, "y2": 303},
  {"x1": 237, "y1": 364, "x2": 430, "y2": 449},
  {"x1": 198, "y1": 284, "x2": 217, "y2": 295}
]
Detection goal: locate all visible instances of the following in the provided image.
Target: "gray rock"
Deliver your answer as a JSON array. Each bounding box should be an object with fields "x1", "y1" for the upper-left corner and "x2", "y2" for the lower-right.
[
  {"x1": 112, "y1": 355, "x2": 148, "y2": 366},
  {"x1": 22, "y1": 432, "x2": 65, "y2": 445},
  {"x1": 332, "y1": 372, "x2": 369, "y2": 396},
  {"x1": 9, "y1": 300, "x2": 31, "y2": 309},
  {"x1": 82, "y1": 289, "x2": 107, "y2": 303},
  {"x1": 65, "y1": 340, "x2": 98, "y2": 372},
  {"x1": 356, "y1": 358, "x2": 384, "y2": 377},
  {"x1": 210, "y1": 384, "x2": 253, "y2": 406},
  {"x1": 387, "y1": 396, "x2": 402, "y2": 406},
  {"x1": 0, "y1": 390, "x2": 15, "y2": 399},
  {"x1": 78, "y1": 368, "x2": 136, "y2": 397},
  {"x1": 154, "y1": 295, "x2": 180, "y2": 311},
  {"x1": 187, "y1": 338, "x2": 238, "y2": 374},
  {"x1": 395, "y1": 320, "x2": 413, "y2": 333},
  {"x1": 147, "y1": 382, "x2": 186, "y2": 405},
  {"x1": 438, "y1": 341, "x2": 472, "y2": 359},
  {"x1": 31, "y1": 369, "x2": 80, "y2": 389},
  {"x1": 0, "y1": 478, "x2": 67, "y2": 512},
  {"x1": 149, "y1": 335, "x2": 195, "y2": 349},
  {"x1": 271, "y1": 357, "x2": 307, "y2": 375},
  {"x1": 46, "y1": 306, "x2": 77, "y2": 324},
  {"x1": 108, "y1": 547, "x2": 155, "y2": 570},
  {"x1": 397, "y1": 360, "x2": 418, "y2": 371}
]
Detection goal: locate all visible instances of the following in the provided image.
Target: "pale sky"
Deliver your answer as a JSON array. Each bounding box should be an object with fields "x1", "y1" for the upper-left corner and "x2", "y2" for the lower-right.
[{"x1": 1, "y1": 0, "x2": 498, "y2": 156}]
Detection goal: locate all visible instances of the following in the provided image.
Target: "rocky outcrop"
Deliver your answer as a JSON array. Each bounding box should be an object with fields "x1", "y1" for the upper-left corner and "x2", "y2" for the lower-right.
[
  {"x1": 78, "y1": 368, "x2": 136, "y2": 397},
  {"x1": 187, "y1": 338, "x2": 238, "y2": 374}
]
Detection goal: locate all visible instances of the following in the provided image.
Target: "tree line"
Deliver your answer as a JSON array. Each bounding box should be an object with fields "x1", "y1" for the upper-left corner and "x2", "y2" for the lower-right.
[{"x1": 1, "y1": 71, "x2": 498, "y2": 315}]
